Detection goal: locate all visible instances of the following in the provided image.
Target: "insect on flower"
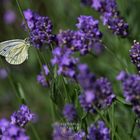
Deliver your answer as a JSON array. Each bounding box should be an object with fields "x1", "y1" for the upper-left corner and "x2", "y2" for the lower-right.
[{"x1": 0, "y1": 38, "x2": 30, "y2": 65}]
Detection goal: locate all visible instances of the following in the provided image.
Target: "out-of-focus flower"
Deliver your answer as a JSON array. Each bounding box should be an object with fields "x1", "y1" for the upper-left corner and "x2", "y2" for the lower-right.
[
  {"x1": 51, "y1": 47, "x2": 79, "y2": 78},
  {"x1": 24, "y1": 9, "x2": 55, "y2": 48},
  {"x1": 117, "y1": 71, "x2": 140, "y2": 117},
  {"x1": 3, "y1": 10, "x2": 16, "y2": 25},
  {"x1": 52, "y1": 123, "x2": 85, "y2": 140},
  {"x1": 81, "y1": 0, "x2": 92, "y2": 6},
  {"x1": 63, "y1": 104, "x2": 77, "y2": 122},
  {"x1": 73, "y1": 131, "x2": 86, "y2": 140},
  {"x1": 0, "y1": 68, "x2": 8, "y2": 79},
  {"x1": 95, "y1": 77, "x2": 116, "y2": 108},
  {"x1": 81, "y1": 0, "x2": 128, "y2": 37},
  {"x1": 77, "y1": 64, "x2": 115, "y2": 113},
  {"x1": 92, "y1": 41, "x2": 104, "y2": 55},
  {"x1": 87, "y1": 121, "x2": 111, "y2": 140},
  {"x1": 0, "y1": 119, "x2": 29, "y2": 140},
  {"x1": 130, "y1": 40, "x2": 140, "y2": 73},
  {"x1": 37, "y1": 65, "x2": 50, "y2": 87},
  {"x1": 79, "y1": 93, "x2": 96, "y2": 113},
  {"x1": 53, "y1": 123, "x2": 74, "y2": 140},
  {"x1": 11, "y1": 105, "x2": 35, "y2": 127},
  {"x1": 77, "y1": 64, "x2": 96, "y2": 90},
  {"x1": 91, "y1": 0, "x2": 117, "y2": 13}
]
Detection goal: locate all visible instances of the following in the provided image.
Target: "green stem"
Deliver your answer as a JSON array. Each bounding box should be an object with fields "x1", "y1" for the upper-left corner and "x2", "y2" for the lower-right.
[
  {"x1": 0, "y1": 58, "x2": 20, "y2": 103},
  {"x1": 30, "y1": 123, "x2": 41, "y2": 140},
  {"x1": 104, "y1": 45, "x2": 129, "y2": 72},
  {"x1": 50, "y1": 98, "x2": 55, "y2": 123},
  {"x1": 17, "y1": 84, "x2": 41, "y2": 140},
  {"x1": 17, "y1": 83, "x2": 27, "y2": 104},
  {"x1": 62, "y1": 77, "x2": 70, "y2": 102},
  {"x1": 15, "y1": 0, "x2": 30, "y2": 33},
  {"x1": 15, "y1": 0, "x2": 44, "y2": 70},
  {"x1": 35, "y1": 49, "x2": 43, "y2": 68},
  {"x1": 111, "y1": 103, "x2": 115, "y2": 140},
  {"x1": 116, "y1": 96, "x2": 131, "y2": 106},
  {"x1": 130, "y1": 117, "x2": 137, "y2": 140}
]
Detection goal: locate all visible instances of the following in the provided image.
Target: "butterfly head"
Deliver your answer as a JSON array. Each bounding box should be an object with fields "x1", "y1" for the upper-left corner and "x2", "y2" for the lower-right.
[{"x1": 24, "y1": 38, "x2": 30, "y2": 47}]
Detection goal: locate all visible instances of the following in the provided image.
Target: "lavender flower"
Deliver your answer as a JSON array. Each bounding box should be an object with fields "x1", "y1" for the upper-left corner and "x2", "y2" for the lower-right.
[
  {"x1": 77, "y1": 64, "x2": 96, "y2": 90},
  {"x1": 63, "y1": 104, "x2": 77, "y2": 122},
  {"x1": 57, "y1": 15, "x2": 103, "y2": 55},
  {"x1": 79, "y1": 94, "x2": 96, "y2": 113},
  {"x1": 92, "y1": 41, "x2": 104, "y2": 55},
  {"x1": 76, "y1": 15, "x2": 102, "y2": 40},
  {"x1": 87, "y1": 121, "x2": 111, "y2": 140},
  {"x1": 57, "y1": 30, "x2": 75, "y2": 49},
  {"x1": 77, "y1": 64, "x2": 115, "y2": 112},
  {"x1": 91, "y1": 0, "x2": 117, "y2": 13},
  {"x1": 0, "y1": 119, "x2": 29, "y2": 140},
  {"x1": 52, "y1": 123, "x2": 75, "y2": 140},
  {"x1": 95, "y1": 77, "x2": 116, "y2": 108},
  {"x1": 51, "y1": 47, "x2": 79, "y2": 78},
  {"x1": 0, "y1": 68, "x2": 8, "y2": 79},
  {"x1": 101, "y1": 12, "x2": 128, "y2": 37},
  {"x1": 11, "y1": 105, "x2": 35, "y2": 127},
  {"x1": 4, "y1": 10, "x2": 16, "y2": 25},
  {"x1": 81, "y1": 0, "x2": 128, "y2": 37},
  {"x1": 37, "y1": 65, "x2": 50, "y2": 87},
  {"x1": 117, "y1": 71, "x2": 140, "y2": 117},
  {"x1": 24, "y1": 9, "x2": 54, "y2": 48},
  {"x1": 57, "y1": 30, "x2": 88, "y2": 55},
  {"x1": 52, "y1": 123, "x2": 85, "y2": 140},
  {"x1": 73, "y1": 131, "x2": 86, "y2": 140},
  {"x1": 130, "y1": 40, "x2": 140, "y2": 73},
  {"x1": 76, "y1": 16, "x2": 103, "y2": 54}
]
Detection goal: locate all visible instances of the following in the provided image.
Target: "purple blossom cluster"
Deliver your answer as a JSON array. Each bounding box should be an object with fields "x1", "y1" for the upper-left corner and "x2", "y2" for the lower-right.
[
  {"x1": 11, "y1": 105, "x2": 35, "y2": 127},
  {"x1": 37, "y1": 65, "x2": 50, "y2": 87},
  {"x1": 63, "y1": 104, "x2": 77, "y2": 122},
  {"x1": 4, "y1": 10, "x2": 16, "y2": 25},
  {"x1": 52, "y1": 123, "x2": 85, "y2": 140},
  {"x1": 77, "y1": 64, "x2": 115, "y2": 113},
  {"x1": 0, "y1": 119, "x2": 29, "y2": 140},
  {"x1": 117, "y1": 71, "x2": 140, "y2": 117},
  {"x1": 130, "y1": 40, "x2": 140, "y2": 73},
  {"x1": 76, "y1": 16, "x2": 104, "y2": 55},
  {"x1": 56, "y1": 16, "x2": 103, "y2": 55},
  {"x1": 2, "y1": 0, "x2": 17, "y2": 25},
  {"x1": 0, "y1": 105, "x2": 34, "y2": 140},
  {"x1": 87, "y1": 121, "x2": 110, "y2": 140},
  {"x1": 51, "y1": 47, "x2": 79, "y2": 78},
  {"x1": 53, "y1": 121, "x2": 110, "y2": 140},
  {"x1": 51, "y1": 15, "x2": 104, "y2": 78},
  {"x1": 81, "y1": 0, "x2": 128, "y2": 37},
  {"x1": 24, "y1": 9, "x2": 55, "y2": 48},
  {"x1": 0, "y1": 68, "x2": 8, "y2": 79}
]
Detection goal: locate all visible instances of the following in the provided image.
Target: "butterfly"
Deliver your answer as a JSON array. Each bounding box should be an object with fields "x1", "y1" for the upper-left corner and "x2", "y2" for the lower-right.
[{"x1": 0, "y1": 39, "x2": 30, "y2": 65}]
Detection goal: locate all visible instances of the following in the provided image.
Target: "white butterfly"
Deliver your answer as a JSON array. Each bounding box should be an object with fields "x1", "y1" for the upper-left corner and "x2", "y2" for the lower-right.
[{"x1": 0, "y1": 39, "x2": 30, "y2": 65}]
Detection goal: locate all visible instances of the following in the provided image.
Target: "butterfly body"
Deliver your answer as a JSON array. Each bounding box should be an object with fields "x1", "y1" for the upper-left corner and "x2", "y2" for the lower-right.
[{"x1": 0, "y1": 39, "x2": 30, "y2": 65}]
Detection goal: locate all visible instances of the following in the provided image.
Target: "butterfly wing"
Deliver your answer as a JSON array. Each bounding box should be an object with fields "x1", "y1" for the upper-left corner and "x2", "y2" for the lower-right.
[
  {"x1": 0, "y1": 39, "x2": 25, "y2": 57},
  {"x1": 0, "y1": 39, "x2": 29, "y2": 65}
]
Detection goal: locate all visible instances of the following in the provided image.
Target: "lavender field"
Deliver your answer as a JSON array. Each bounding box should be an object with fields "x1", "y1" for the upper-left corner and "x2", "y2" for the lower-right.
[{"x1": 0, "y1": 0, "x2": 140, "y2": 140}]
